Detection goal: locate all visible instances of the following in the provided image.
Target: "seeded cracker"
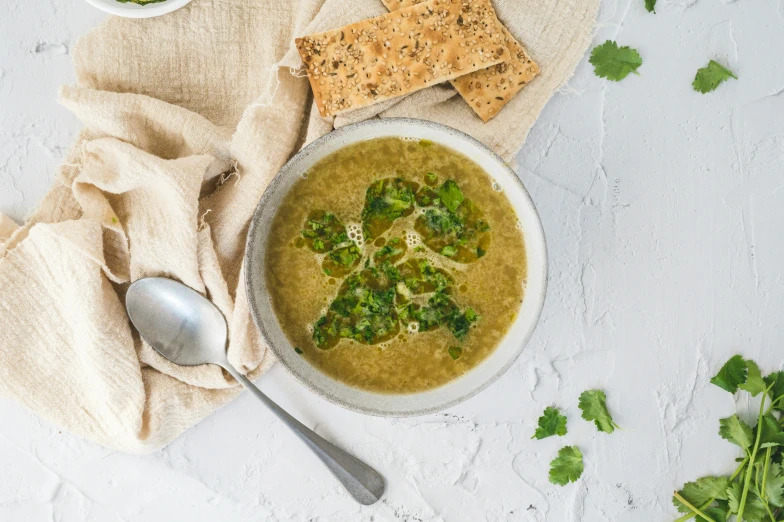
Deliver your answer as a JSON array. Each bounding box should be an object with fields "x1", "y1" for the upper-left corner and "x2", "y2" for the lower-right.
[
  {"x1": 295, "y1": 0, "x2": 507, "y2": 118},
  {"x1": 383, "y1": 0, "x2": 540, "y2": 122}
]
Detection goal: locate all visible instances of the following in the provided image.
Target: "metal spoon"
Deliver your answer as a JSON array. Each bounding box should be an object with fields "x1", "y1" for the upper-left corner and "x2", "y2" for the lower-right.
[{"x1": 125, "y1": 277, "x2": 385, "y2": 505}]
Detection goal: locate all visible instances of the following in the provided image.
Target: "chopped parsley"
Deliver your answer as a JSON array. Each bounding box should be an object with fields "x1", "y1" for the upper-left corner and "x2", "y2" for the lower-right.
[
  {"x1": 448, "y1": 346, "x2": 463, "y2": 360},
  {"x1": 361, "y1": 178, "x2": 416, "y2": 240},
  {"x1": 322, "y1": 243, "x2": 362, "y2": 278},
  {"x1": 303, "y1": 177, "x2": 489, "y2": 349},
  {"x1": 374, "y1": 237, "x2": 407, "y2": 265},
  {"x1": 300, "y1": 210, "x2": 349, "y2": 252},
  {"x1": 414, "y1": 183, "x2": 491, "y2": 263},
  {"x1": 437, "y1": 179, "x2": 464, "y2": 213},
  {"x1": 313, "y1": 268, "x2": 400, "y2": 348}
]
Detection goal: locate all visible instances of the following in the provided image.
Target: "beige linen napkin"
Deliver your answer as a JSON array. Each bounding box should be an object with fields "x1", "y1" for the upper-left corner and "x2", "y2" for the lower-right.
[{"x1": 0, "y1": 0, "x2": 598, "y2": 452}]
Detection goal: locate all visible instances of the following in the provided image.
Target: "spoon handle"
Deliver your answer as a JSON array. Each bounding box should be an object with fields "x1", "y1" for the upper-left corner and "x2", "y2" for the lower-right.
[{"x1": 222, "y1": 363, "x2": 385, "y2": 505}]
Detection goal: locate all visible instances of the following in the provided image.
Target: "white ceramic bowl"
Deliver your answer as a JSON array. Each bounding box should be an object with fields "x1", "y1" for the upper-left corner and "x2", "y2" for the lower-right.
[
  {"x1": 83, "y1": 0, "x2": 192, "y2": 18},
  {"x1": 245, "y1": 118, "x2": 547, "y2": 416}
]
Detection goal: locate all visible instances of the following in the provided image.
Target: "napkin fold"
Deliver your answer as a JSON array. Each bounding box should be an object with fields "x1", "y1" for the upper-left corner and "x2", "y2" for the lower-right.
[{"x1": 0, "y1": 0, "x2": 598, "y2": 452}]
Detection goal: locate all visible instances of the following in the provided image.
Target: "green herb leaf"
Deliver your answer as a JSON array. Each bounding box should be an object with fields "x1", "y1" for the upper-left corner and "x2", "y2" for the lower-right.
[
  {"x1": 437, "y1": 180, "x2": 465, "y2": 213},
  {"x1": 764, "y1": 371, "x2": 784, "y2": 410},
  {"x1": 718, "y1": 415, "x2": 754, "y2": 450},
  {"x1": 697, "y1": 506, "x2": 728, "y2": 522},
  {"x1": 739, "y1": 360, "x2": 767, "y2": 396},
  {"x1": 758, "y1": 412, "x2": 784, "y2": 449},
  {"x1": 300, "y1": 210, "x2": 349, "y2": 253},
  {"x1": 424, "y1": 172, "x2": 438, "y2": 186},
  {"x1": 765, "y1": 462, "x2": 784, "y2": 508},
  {"x1": 578, "y1": 389, "x2": 620, "y2": 434},
  {"x1": 673, "y1": 476, "x2": 730, "y2": 514},
  {"x1": 549, "y1": 446, "x2": 584, "y2": 486},
  {"x1": 710, "y1": 355, "x2": 748, "y2": 393},
  {"x1": 644, "y1": 0, "x2": 656, "y2": 13},
  {"x1": 727, "y1": 481, "x2": 767, "y2": 521},
  {"x1": 294, "y1": 347, "x2": 303, "y2": 354},
  {"x1": 448, "y1": 346, "x2": 463, "y2": 360},
  {"x1": 693, "y1": 60, "x2": 737, "y2": 94},
  {"x1": 532, "y1": 406, "x2": 568, "y2": 440},
  {"x1": 589, "y1": 40, "x2": 643, "y2": 81},
  {"x1": 440, "y1": 245, "x2": 457, "y2": 257},
  {"x1": 361, "y1": 178, "x2": 416, "y2": 240}
]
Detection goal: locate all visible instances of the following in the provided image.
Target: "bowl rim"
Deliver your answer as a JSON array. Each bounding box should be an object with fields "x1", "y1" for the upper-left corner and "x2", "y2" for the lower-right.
[
  {"x1": 82, "y1": 0, "x2": 193, "y2": 19},
  {"x1": 245, "y1": 117, "x2": 548, "y2": 416}
]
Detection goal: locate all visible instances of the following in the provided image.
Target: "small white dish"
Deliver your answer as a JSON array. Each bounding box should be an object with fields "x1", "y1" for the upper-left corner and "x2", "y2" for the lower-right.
[
  {"x1": 82, "y1": 0, "x2": 192, "y2": 19},
  {"x1": 245, "y1": 118, "x2": 548, "y2": 416}
]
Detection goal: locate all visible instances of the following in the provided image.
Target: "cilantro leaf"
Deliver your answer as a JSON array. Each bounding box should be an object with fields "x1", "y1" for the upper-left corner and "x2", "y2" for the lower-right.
[
  {"x1": 532, "y1": 407, "x2": 568, "y2": 440},
  {"x1": 739, "y1": 360, "x2": 767, "y2": 396},
  {"x1": 578, "y1": 389, "x2": 620, "y2": 434},
  {"x1": 673, "y1": 476, "x2": 730, "y2": 514},
  {"x1": 589, "y1": 40, "x2": 643, "y2": 81},
  {"x1": 758, "y1": 412, "x2": 784, "y2": 449},
  {"x1": 718, "y1": 415, "x2": 754, "y2": 450},
  {"x1": 710, "y1": 355, "x2": 748, "y2": 393},
  {"x1": 548, "y1": 446, "x2": 584, "y2": 486},
  {"x1": 645, "y1": 0, "x2": 656, "y2": 13},
  {"x1": 697, "y1": 506, "x2": 728, "y2": 522},
  {"x1": 766, "y1": 462, "x2": 784, "y2": 508},
  {"x1": 448, "y1": 346, "x2": 462, "y2": 360},
  {"x1": 437, "y1": 180, "x2": 464, "y2": 213},
  {"x1": 727, "y1": 481, "x2": 767, "y2": 521},
  {"x1": 764, "y1": 371, "x2": 784, "y2": 410},
  {"x1": 693, "y1": 60, "x2": 737, "y2": 94}
]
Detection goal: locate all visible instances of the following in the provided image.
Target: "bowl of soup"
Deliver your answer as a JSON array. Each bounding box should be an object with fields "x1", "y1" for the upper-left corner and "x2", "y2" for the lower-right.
[{"x1": 245, "y1": 118, "x2": 547, "y2": 416}]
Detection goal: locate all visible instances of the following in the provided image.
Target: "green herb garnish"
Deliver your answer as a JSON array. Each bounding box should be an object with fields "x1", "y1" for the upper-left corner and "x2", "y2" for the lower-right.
[
  {"x1": 578, "y1": 389, "x2": 620, "y2": 434},
  {"x1": 322, "y1": 243, "x2": 362, "y2": 277},
  {"x1": 361, "y1": 178, "x2": 416, "y2": 240},
  {"x1": 437, "y1": 179, "x2": 464, "y2": 213},
  {"x1": 693, "y1": 60, "x2": 737, "y2": 94},
  {"x1": 589, "y1": 40, "x2": 643, "y2": 82},
  {"x1": 448, "y1": 346, "x2": 462, "y2": 360},
  {"x1": 300, "y1": 210, "x2": 349, "y2": 252},
  {"x1": 414, "y1": 180, "x2": 490, "y2": 263},
  {"x1": 532, "y1": 406, "x2": 568, "y2": 440},
  {"x1": 374, "y1": 237, "x2": 407, "y2": 265},
  {"x1": 672, "y1": 356, "x2": 784, "y2": 522},
  {"x1": 549, "y1": 446, "x2": 584, "y2": 486}
]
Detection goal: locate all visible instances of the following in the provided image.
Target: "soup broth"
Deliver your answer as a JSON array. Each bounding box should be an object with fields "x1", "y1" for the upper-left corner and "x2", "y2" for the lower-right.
[{"x1": 265, "y1": 137, "x2": 526, "y2": 393}]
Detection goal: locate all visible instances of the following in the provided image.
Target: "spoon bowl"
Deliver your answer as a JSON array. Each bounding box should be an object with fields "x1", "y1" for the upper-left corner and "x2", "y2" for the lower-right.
[{"x1": 126, "y1": 277, "x2": 228, "y2": 366}]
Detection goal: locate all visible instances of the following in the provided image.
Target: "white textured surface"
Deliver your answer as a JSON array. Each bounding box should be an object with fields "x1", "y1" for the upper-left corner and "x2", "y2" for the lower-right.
[{"x1": 1, "y1": 0, "x2": 783, "y2": 520}]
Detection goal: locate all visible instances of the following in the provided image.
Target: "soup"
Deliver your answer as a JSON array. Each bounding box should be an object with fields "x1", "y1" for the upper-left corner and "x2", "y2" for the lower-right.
[{"x1": 265, "y1": 137, "x2": 526, "y2": 393}]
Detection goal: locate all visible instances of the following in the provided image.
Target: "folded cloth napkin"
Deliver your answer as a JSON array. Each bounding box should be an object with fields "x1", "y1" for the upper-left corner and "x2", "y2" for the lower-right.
[{"x1": 0, "y1": 0, "x2": 598, "y2": 452}]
